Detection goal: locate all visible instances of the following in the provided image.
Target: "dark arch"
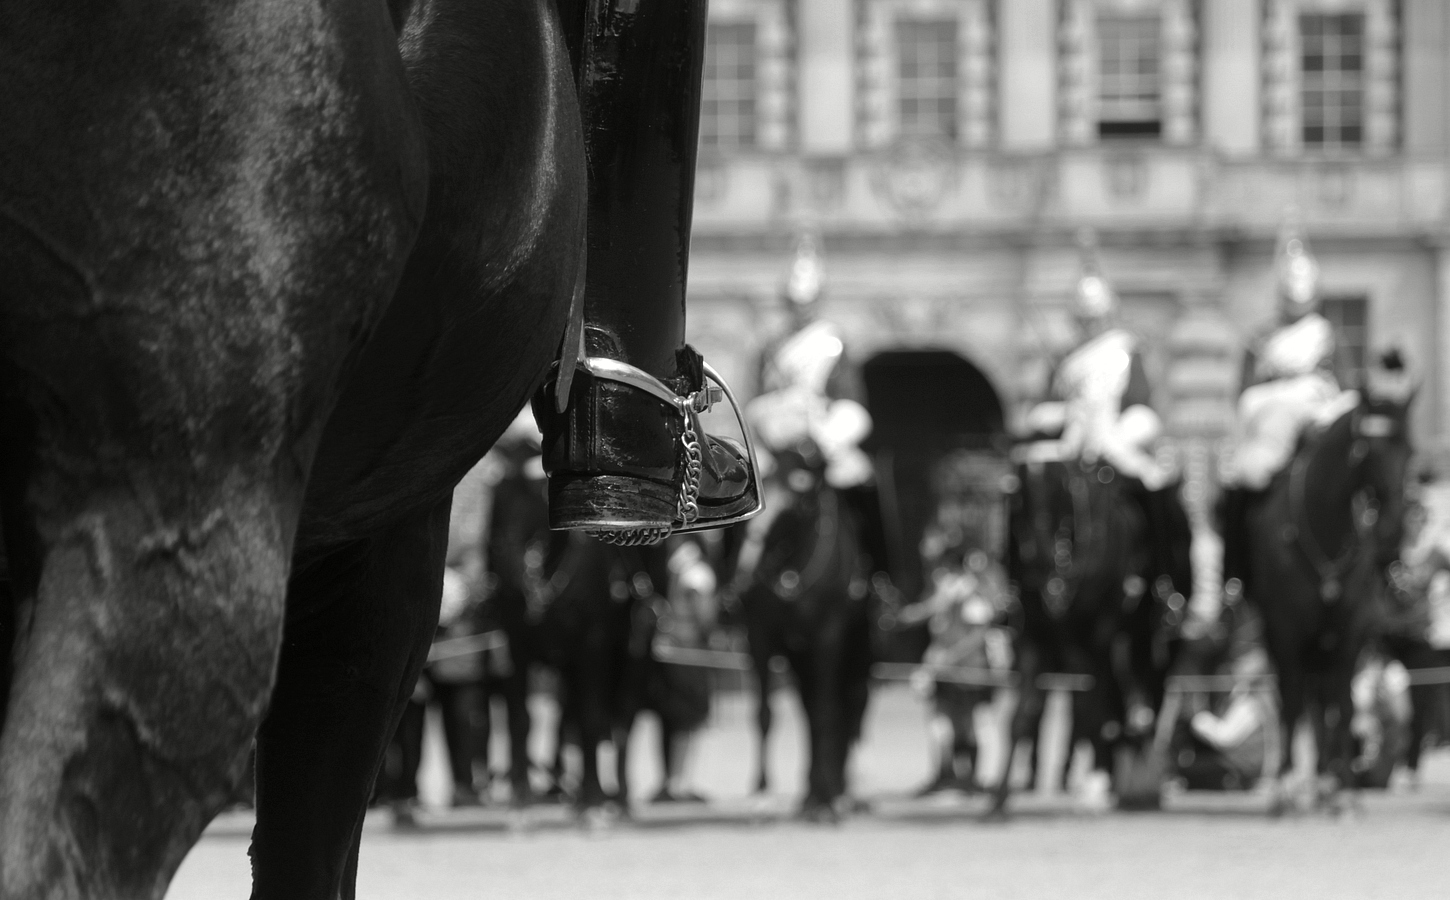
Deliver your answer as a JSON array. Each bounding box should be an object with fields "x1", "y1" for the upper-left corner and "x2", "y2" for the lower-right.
[
  {"x1": 857, "y1": 349, "x2": 1009, "y2": 633},
  {"x1": 861, "y1": 348, "x2": 1006, "y2": 453}
]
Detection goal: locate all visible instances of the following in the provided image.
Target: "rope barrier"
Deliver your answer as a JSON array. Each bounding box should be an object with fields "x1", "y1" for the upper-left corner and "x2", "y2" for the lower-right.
[
  {"x1": 1164, "y1": 673, "x2": 1275, "y2": 693},
  {"x1": 426, "y1": 630, "x2": 505, "y2": 663},
  {"x1": 652, "y1": 644, "x2": 755, "y2": 671},
  {"x1": 433, "y1": 630, "x2": 1450, "y2": 694},
  {"x1": 871, "y1": 661, "x2": 1017, "y2": 688},
  {"x1": 1405, "y1": 665, "x2": 1450, "y2": 686}
]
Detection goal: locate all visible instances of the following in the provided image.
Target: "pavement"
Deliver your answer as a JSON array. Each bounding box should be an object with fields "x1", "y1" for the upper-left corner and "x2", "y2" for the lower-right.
[{"x1": 170, "y1": 684, "x2": 1450, "y2": 899}]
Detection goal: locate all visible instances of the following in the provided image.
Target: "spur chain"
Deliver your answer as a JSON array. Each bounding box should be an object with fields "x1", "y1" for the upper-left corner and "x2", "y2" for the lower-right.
[{"x1": 591, "y1": 416, "x2": 704, "y2": 547}]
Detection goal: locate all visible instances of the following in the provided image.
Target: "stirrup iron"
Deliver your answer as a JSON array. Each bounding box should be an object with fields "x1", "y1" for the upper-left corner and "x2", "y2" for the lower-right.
[{"x1": 547, "y1": 356, "x2": 763, "y2": 545}]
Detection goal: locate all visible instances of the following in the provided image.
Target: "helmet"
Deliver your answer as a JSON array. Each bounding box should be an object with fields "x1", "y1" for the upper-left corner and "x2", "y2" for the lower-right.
[
  {"x1": 783, "y1": 228, "x2": 824, "y2": 310},
  {"x1": 1074, "y1": 273, "x2": 1119, "y2": 321},
  {"x1": 1072, "y1": 229, "x2": 1118, "y2": 323},
  {"x1": 1275, "y1": 218, "x2": 1320, "y2": 317}
]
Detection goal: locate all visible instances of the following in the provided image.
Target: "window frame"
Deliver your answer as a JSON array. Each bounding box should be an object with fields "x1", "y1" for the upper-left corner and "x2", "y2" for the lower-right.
[
  {"x1": 699, "y1": 20, "x2": 761, "y2": 153},
  {"x1": 1298, "y1": 11, "x2": 1367, "y2": 152},
  {"x1": 894, "y1": 16, "x2": 962, "y2": 143},
  {"x1": 1095, "y1": 12, "x2": 1165, "y2": 142}
]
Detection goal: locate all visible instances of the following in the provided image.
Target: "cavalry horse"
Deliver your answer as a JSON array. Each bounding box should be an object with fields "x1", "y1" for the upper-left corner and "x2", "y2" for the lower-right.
[
  {"x1": 0, "y1": 0, "x2": 656, "y2": 895},
  {"x1": 990, "y1": 447, "x2": 1190, "y2": 815},
  {"x1": 487, "y1": 448, "x2": 663, "y2": 816},
  {"x1": 728, "y1": 447, "x2": 873, "y2": 821},
  {"x1": 1243, "y1": 384, "x2": 1414, "y2": 814}
]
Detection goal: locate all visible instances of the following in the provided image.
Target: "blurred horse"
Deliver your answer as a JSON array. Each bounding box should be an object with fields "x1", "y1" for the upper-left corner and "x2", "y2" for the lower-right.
[
  {"x1": 1243, "y1": 388, "x2": 1414, "y2": 813},
  {"x1": 990, "y1": 453, "x2": 1153, "y2": 815},
  {"x1": 726, "y1": 447, "x2": 872, "y2": 821},
  {"x1": 486, "y1": 450, "x2": 662, "y2": 816}
]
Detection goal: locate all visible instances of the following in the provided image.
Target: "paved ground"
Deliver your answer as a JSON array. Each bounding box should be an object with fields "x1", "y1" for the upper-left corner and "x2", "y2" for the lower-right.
[{"x1": 172, "y1": 685, "x2": 1450, "y2": 899}]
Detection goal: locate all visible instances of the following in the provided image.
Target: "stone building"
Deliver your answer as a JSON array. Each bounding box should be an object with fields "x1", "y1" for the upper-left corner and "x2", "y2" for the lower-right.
[{"x1": 683, "y1": 0, "x2": 1450, "y2": 501}]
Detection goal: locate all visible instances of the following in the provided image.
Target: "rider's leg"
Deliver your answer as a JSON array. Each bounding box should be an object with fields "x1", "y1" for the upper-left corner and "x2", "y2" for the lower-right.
[{"x1": 537, "y1": 0, "x2": 757, "y2": 537}]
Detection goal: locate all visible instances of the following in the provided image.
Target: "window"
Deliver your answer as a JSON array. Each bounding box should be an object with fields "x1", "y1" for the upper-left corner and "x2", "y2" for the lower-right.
[
  {"x1": 1098, "y1": 14, "x2": 1161, "y2": 139},
  {"x1": 700, "y1": 23, "x2": 757, "y2": 151},
  {"x1": 897, "y1": 19, "x2": 958, "y2": 141},
  {"x1": 1300, "y1": 13, "x2": 1364, "y2": 150},
  {"x1": 1322, "y1": 295, "x2": 1368, "y2": 386}
]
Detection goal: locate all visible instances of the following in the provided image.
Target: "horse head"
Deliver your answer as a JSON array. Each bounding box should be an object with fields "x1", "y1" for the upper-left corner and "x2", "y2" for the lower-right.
[
  {"x1": 1009, "y1": 446, "x2": 1106, "y2": 610},
  {"x1": 766, "y1": 443, "x2": 832, "y2": 512},
  {"x1": 1354, "y1": 353, "x2": 1418, "y2": 568}
]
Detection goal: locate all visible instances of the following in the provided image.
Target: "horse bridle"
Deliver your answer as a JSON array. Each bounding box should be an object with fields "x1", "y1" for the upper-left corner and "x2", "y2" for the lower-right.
[
  {"x1": 762, "y1": 483, "x2": 840, "y2": 601},
  {"x1": 1287, "y1": 407, "x2": 1399, "y2": 602},
  {"x1": 1018, "y1": 457, "x2": 1101, "y2": 616}
]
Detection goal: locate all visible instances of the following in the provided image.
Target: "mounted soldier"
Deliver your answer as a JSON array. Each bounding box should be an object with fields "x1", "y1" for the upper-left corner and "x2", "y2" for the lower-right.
[
  {"x1": 1026, "y1": 240, "x2": 1190, "y2": 578},
  {"x1": 1219, "y1": 223, "x2": 1355, "y2": 592},
  {"x1": 1027, "y1": 241, "x2": 1171, "y2": 493},
  {"x1": 749, "y1": 230, "x2": 874, "y2": 493},
  {"x1": 993, "y1": 240, "x2": 1194, "y2": 814},
  {"x1": 732, "y1": 232, "x2": 877, "y2": 587}
]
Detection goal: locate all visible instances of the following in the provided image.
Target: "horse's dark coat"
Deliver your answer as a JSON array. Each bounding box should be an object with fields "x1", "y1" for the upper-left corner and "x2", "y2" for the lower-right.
[
  {"x1": 729, "y1": 452, "x2": 872, "y2": 818},
  {"x1": 991, "y1": 459, "x2": 1191, "y2": 813},
  {"x1": 485, "y1": 462, "x2": 662, "y2": 812},
  {"x1": 1244, "y1": 399, "x2": 1412, "y2": 808},
  {"x1": 0, "y1": 0, "x2": 584, "y2": 896}
]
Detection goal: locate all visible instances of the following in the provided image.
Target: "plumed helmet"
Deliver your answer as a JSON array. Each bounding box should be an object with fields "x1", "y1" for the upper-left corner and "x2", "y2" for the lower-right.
[
  {"x1": 1072, "y1": 229, "x2": 1118, "y2": 322},
  {"x1": 783, "y1": 228, "x2": 824, "y2": 309},
  {"x1": 1074, "y1": 273, "x2": 1118, "y2": 320},
  {"x1": 1275, "y1": 216, "x2": 1320, "y2": 315}
]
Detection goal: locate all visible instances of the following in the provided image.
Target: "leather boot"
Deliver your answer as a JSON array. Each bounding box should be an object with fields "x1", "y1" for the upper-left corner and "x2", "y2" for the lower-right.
[{"x1": 537, "y1": 0, "x2": 759, "y2": 542}]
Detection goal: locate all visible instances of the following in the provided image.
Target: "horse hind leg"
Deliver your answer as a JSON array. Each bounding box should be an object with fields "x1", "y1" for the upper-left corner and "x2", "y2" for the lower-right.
[{"x1": 249, "y1": 499, "x2": 450, "y2": 900}]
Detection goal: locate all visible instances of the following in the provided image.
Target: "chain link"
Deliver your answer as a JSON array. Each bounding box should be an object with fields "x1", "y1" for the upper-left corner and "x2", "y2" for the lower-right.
[
  {"x1": 676, "y1": 421, "x2": 703, "y2": 526},
  {"x1": 590, "y1": 411, "x2": 705, "y2": 547},
  {"x1": 592, "y1": 525, "x2": 672, "y2": 547}
]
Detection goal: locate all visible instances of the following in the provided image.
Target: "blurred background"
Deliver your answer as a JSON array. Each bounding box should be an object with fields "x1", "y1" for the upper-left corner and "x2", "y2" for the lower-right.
[{"x1": 685, "y1": 0, "x2": 1449, "y2": 543}]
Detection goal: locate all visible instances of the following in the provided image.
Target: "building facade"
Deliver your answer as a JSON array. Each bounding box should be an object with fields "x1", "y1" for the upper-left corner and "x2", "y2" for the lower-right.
[{"x1": 684, "y1": 0, "x2": 1450, "y2": 497}]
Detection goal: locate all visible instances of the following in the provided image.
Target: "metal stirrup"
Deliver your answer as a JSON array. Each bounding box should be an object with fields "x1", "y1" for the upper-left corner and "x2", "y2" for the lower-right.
[{"x1": 578, "y1": 357, "x2": 763, "y2": 544}]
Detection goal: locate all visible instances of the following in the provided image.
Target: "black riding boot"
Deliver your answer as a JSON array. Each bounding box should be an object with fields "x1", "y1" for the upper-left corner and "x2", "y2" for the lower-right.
[{"x1": 536, "y1": 0, "x2": 759, "y2": 542}]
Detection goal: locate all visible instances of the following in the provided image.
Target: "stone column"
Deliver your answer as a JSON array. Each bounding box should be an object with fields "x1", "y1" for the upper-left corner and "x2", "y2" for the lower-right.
[
  {"x1": 999, "y1": 0, "x2": 1057, "y2": 150},
  {"x1": 798, "y1": 0, "x2": 855, "y2": 154},
  {"x1": 1363, "y1": 0, "x2": 1399, "y2": 156},
  {"x1": 1058, "y1": 0, "x2": 1094, "y2": 147},
  {"x1": 1261, "y1": 0, "x2": 1297, "y2": 156},
  {"x1": 756, "y1": 1, "x2": 793, "y2": 151},
  {"x1": 958, "y1": 0, "x2": 995, "y2": 148},
  {"x1": 1161, "y1": 0, "x2": 1198, "y2": 146},
  {"x1": 1202, "y1": 0, "x2": 1259, "y2": 154}
]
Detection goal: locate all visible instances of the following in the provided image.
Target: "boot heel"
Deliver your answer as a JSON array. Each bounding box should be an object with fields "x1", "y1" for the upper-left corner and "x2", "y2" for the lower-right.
[{"x1": 549, "y1": 474, "x2": 675, "y2": 532}]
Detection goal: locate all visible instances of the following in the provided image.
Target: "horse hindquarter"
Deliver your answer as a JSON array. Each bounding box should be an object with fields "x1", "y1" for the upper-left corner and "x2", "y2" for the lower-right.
[{"x1": 0, "y1": 1, "x2": 425, "y2": 895}]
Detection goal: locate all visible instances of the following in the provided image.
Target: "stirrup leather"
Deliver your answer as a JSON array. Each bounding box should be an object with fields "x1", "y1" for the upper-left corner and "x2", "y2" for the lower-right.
[{"x1": 568, "y1": 356, "x2": 762, "y2": 545}]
